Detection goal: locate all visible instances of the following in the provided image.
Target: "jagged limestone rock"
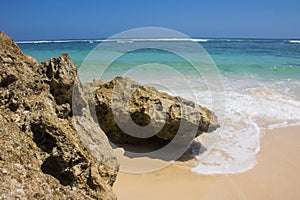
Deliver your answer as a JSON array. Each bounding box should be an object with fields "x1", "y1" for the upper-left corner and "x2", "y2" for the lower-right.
[
  {"x1": 93, "y1": 76, "x2": 219, "y2": 145},
  {"x1": 0, "y1": 32, "x2": 119, "y2": 200}
]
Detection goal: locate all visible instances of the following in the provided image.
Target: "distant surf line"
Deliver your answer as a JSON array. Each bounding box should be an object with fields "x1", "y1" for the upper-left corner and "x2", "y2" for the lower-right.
[{"x1": 16, "y1": 38, "x2": 300, "y2": 44}]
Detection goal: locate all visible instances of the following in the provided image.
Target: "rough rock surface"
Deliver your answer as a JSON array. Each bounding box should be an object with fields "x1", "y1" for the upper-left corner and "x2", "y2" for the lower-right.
[
  {"x1": 0, "y1": 32, "x2": 119, "y2": 199},
  {"x1": 93, "y1": 76, "x2": 219, "y2": 145}
]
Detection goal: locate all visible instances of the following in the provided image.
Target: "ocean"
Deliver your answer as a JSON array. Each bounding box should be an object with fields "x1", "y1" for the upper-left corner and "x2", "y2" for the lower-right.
[{"x1": 17, "y1": 38, "x2": 300, "y2": 175}]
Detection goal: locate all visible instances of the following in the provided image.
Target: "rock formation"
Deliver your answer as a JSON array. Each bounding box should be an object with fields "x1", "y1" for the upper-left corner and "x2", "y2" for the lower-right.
[
  {"x1": 0, "y1": 32, "x2": 118, "y2": 199},
  {"x1": 93, "y1": 76, "x2": 219, "y2": 145},
  {"x1": 0, "y1": 31, "x2": 220, "y2": 199}
]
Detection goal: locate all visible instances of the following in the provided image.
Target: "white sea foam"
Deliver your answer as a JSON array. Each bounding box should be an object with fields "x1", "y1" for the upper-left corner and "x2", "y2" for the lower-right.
[
  {"x1": 289, "y1": 40, "x2": 300, "y2": 44},
  {"x1": 16, "y1": 40, "x2": 54, "y2": 44},
  {"x1": 116, "y1": 40, "x2": 134, "y2": 44},
  {"x1": 106, "y1": 38, "x2": 209, "y2": 42},
  {"x1": 16, "y1": 38, "x2": 209, "y2": 44},
  {"x1": 16, "y1": 39, "x2": 99, "y2": 44},
  {"x1": 17, "y1": 38, "x2": 294, "y2": 44},
  {"x1": 171, "y1": 76, "x2": 300, "y2": 175},
  {"x1": 268, "y1": 121, "x2": 300, "y2": 130},
  {"x1": 191, "y1": 88, "x2": 299, "y2": 174}
]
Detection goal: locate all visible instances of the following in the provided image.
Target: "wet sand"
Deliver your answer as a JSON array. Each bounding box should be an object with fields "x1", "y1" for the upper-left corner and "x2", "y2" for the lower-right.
[{"x1": 113, "y1": 126, "x2": 300, "y2": 200}]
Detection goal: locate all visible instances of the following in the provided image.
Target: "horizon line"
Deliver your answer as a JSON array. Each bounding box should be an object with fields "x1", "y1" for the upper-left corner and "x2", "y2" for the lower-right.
[{"x1": 14, "y1": 37, "x2": 300, "y2": 43}]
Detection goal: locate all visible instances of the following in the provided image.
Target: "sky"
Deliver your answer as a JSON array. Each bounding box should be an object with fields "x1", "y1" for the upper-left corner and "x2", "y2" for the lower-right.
[{"x1": 0, "y1": 0, "x2": 299, "y2": 40}]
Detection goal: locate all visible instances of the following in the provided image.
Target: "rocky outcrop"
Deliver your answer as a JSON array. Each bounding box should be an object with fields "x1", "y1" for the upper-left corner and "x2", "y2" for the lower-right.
[
  {"x1": 0, "y1": 31, "x2": 220, "y2": 198},
  {"x1": 93, "y1": 76, "x2": 219, "y2": 145},
  {"x1": 0, "y1": 32, "x2": 118, "y2": 199}
]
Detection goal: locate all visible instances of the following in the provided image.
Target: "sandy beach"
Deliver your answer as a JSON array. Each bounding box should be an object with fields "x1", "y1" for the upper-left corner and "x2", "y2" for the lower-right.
[{"x1": 114, "y1": 126, "x2": 300, "y2": 200}]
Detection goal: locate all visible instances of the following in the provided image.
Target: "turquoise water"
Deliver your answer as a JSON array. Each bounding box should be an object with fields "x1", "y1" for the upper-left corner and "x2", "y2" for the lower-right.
[
  {"x1": 18, "y1": 38, "x2": 300, "y2": 80},
  {"x1": 17, "y1": 38, "x2": 300, "y2": 175}
]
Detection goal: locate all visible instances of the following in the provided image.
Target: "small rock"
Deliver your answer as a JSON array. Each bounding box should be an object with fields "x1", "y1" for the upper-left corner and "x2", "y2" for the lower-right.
[
  {"x1": 2, "y1": 168, "x2": 8, "y2": 174},
  {"x1": 16, "y1": 188, "x2": 24, "y2": 194}
]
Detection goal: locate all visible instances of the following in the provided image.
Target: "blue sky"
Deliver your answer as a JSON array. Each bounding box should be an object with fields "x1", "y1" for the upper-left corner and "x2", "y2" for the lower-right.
[{"x1": 1, "y1": 0, "x2": 299, "y2": 40}]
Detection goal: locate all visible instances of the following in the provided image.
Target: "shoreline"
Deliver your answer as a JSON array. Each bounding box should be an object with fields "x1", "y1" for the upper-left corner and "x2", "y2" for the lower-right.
[{"x1": 113, "y1": 126, "x2": 300, "y2": 200}]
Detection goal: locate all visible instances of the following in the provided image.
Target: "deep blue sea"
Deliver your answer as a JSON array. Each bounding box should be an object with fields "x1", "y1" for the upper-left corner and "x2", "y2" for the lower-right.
[{"x1": 17, "y1": 38, "x2": 300, "y2": 174}]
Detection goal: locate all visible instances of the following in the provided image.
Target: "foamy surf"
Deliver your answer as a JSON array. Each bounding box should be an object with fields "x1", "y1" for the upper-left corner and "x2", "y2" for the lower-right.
[
  {"x1": 156, "y1": 74, "x2": 299, "y2": 174},
  {"x1": 19, "y1": 38, "x2": 300, "y2": 44},
  {"x1": 289, "y1": 40, "x2": 300, "y2": 44},
  {"x1": 16, "y1": 38, "x2": 209, "y2": 44},
  {"x1": 134, "y1": 75, "x2": 300, "y2": 175},
  {"x1": 185, "y1": 81, "x2": 300, "y2": 175}
]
